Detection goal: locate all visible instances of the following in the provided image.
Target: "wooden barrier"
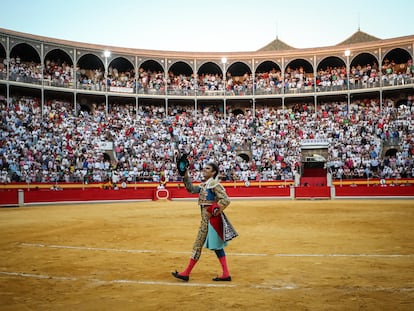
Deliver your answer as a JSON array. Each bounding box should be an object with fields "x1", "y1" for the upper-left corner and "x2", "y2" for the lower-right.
[
  {"x1": 334, "y1": 185, "x2": 414, "y2": 197},
  {"x1": 295, "y1": 186, "x2": 331, "y2": 199},
  {"x1": 1, "y1": 182, "x2": 413, "y2": 206},
  {"x1": 0, "y1": 190, "x2": 19, "y2": 205}
]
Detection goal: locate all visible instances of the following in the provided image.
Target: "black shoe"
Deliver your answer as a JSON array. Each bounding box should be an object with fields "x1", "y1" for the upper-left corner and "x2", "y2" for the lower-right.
[
  {"x1": 212, "y1": 276, "x2": 231, "y2": 281},
  {"x1": 172, "y1": 270, "x2": 189, "y2": 282}
]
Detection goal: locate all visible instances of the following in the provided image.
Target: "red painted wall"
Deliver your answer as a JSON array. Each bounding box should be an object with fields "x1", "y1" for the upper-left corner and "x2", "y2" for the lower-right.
[
  {"x1": 295, "y1": 186, "x2": 331, "y2": 198},
  {"x1": 335, "y1": 186, "x2": 414, "y2": 197},
  {"x1": 0, "y1": 190, "x2": 18, "y2": 205},
  {"x1": 1, "y1": 183, "x2": 413, "y2": 206}
]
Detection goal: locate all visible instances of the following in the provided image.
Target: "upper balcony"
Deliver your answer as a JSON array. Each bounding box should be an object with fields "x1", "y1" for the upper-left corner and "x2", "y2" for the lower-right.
[{"x1": 0, "y1": 27, "x2": 413, "y2": 100}]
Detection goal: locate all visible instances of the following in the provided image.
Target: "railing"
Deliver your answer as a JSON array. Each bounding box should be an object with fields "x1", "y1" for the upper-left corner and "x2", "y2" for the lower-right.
[
  {"x1": 382, "y1": 137, "x2": 401, "y2": 148},
  {"x1": 2, "y1": 73, "x2": 414, "y2": 97}
]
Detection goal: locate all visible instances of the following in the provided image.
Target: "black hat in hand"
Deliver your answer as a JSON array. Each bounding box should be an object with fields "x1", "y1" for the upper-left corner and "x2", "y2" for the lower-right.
[{"x1": 177, "y1": 154, "x2": 189, "y2": 176}]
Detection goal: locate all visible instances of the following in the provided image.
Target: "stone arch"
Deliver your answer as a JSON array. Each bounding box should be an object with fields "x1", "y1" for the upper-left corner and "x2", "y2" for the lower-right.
[
  {"x1": 168, "y1": 60, "x2": 193, "y2": 76},
  {"x1": 317, "y1": 56, "x2": 345, "y2": 71},
  {"x1": 237, "y1": 152, "x2": 251, "y2": 162},
  {"x1": 384, "y1": 148, "x2": 398, "y2": 158},
  {"x1": 285, "y1": 58, "x2": 313, "y2": 75},
  {"x1": 227, "y1": 61, "x2": 252, "y2": 78},
  {"x1": 10, "y1": 42, "x2": 41, "y2": 63}
]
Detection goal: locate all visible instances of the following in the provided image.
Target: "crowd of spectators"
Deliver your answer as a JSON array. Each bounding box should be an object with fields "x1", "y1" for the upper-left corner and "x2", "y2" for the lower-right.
[
  {"x1": 2, "y1": 56, "x2": 413, "y2": 96},
  {"x1": 0, "y1": 93, "x2": 413, "y2": 186}
]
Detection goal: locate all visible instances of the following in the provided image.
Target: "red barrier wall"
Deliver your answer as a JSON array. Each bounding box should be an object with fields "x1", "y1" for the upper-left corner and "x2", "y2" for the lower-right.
[
  {"x1": 226, "y1": 187, "x2": 290, "y2": 197},
  {"x1": 335, "y1": 186, "x2": 414, "y2": 197},
  {"x1": 295, "y1": 186, "x2": 331, "y2": 199},
  {"x1": 300, "y1": 177, "x2": 327, "y2": 187},
  {"x1": 0, "y1": 186, "x2": 291, "y2": 206},
  {"x1": 0, "y1": 190, "x2": 19, "y2": 205},
  {"x1": 167, "y1": 188, "x2": 199, "y2": 199},
  {"x1": 159, "y1": 186, "x2": 290, "y2": 201},
  {"x1": 13, "y1": 188, "x2": 154, "y2": 204},
  {"x1": 1, "y1": 183, "x2": 413, "y2": 206}
]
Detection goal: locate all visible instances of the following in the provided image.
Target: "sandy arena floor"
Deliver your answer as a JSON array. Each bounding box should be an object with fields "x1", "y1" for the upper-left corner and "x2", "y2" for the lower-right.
[{"x1": 0, "y1": 199, "x2": 413, "y2": 311}]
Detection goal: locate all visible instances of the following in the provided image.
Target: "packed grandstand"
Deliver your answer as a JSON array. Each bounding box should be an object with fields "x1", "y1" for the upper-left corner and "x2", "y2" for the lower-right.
[{"x1": 0, "y1": 27, "x2": 413, "y2": 190}]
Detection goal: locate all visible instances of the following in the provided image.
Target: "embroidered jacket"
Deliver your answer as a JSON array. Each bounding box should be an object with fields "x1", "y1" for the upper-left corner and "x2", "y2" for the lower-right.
[{"x1": 183, "y1": 176, "x2": 230, "y2": 209}]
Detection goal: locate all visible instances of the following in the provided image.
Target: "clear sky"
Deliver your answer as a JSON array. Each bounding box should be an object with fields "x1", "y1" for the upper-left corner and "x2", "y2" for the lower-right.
[{"x1": 1, "y1": 0, "x2": 413, "y2": 52}]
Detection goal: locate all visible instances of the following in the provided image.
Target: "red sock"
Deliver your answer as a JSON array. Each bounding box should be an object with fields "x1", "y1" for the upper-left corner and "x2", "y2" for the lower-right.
[
  {"x1": 218, "y1": 256, "x2": 230, "y2": 278},
  {"x1": 181, "y1": 258, "x2": 197, "y2": 276}
]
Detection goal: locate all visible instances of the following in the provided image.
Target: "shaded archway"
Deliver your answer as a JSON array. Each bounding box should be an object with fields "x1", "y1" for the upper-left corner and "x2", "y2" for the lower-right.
[
  {"x1": 10, "y1": 43, "x2": 40, "y2": 63},
  {"x1": 238, "y1": 152, "x2": 250, "y2": 162},
  {"x1": 168, "y1": 61, "x2": 193, "y2": 76}
]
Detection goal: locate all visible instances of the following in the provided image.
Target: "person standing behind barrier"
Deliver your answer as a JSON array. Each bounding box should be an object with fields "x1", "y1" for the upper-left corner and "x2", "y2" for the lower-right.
[{"x1": 172, "y1": 161, "x2": 234, "y2": 282}]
